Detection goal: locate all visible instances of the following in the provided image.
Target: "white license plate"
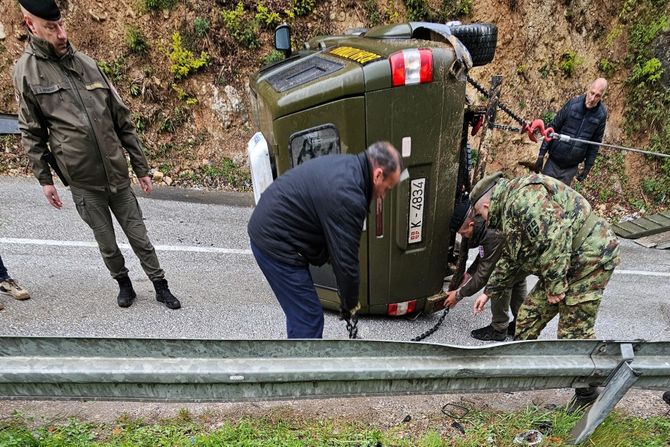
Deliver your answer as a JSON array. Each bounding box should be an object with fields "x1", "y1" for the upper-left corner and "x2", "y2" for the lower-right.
[{"x1": 408, "y1": 178, "x2": 426, "y2": 244}]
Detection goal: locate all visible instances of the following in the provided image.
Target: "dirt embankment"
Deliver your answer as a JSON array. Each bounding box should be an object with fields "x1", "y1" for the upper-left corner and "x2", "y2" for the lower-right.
[{"x1": 0, "y1": 0, "x2": 662, "y2": 214}]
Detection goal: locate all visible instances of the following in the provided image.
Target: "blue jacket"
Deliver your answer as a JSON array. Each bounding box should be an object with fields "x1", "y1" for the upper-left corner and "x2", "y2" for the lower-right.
[
  {"x1": 539, "y1": 94, "x2": 607, "y2": 171},
  {"x1": 248, "y1": 153, "x2": 372, "y2": 310}
]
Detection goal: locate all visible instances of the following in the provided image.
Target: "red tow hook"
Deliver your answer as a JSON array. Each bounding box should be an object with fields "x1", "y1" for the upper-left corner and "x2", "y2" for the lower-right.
[
  {"x1": 522, "y1": 119, "x2": 554, "y2": 143},
  {"x1": 471, "y1": 115, "x2": 484, "y2": 136}
]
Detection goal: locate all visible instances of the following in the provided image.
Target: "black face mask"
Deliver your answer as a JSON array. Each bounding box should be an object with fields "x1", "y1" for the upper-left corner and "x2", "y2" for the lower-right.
[{"x1": 468, "y1": 215, "x2": 488, "y2": 246}]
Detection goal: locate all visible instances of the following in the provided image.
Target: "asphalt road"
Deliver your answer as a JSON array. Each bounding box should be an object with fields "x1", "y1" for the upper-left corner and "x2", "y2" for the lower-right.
[{"x1": 1, "y1": 175, "x2": 669, "y2": 344}]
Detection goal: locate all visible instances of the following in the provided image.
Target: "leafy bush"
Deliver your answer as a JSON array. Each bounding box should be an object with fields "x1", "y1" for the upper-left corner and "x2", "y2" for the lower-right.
[
  {"x1": 144, "y1": 0, "x2": 178, "y2": 11},
  {"x1": 290, "y1": 0, "x2": 316, "y2": 17},
  {"x1": 405, "y1": 0, "x2": 429, "y2": 21},
  {"x1": 558, "y1": 51, "x2": 582, "y2": 77},
  {"x1": 221, "y1": 2, "x2": 260, "y2": 49},
  {"x1": 126, "y1": 26, "x2": 148, "y2": 53},
  {"x1": 194, "y1": 17, "x2": 210, "y2": 37},
  {"x1": 597, "y1": 57, "x2": 616, "y2": 77},
  {"x1": 168, "y1": 32, "x2": 210, "y2": 79},
  {"x1": 256, "y1": 4, "x2": 281, "y2": 30},
  {"x1": 97, "y1": 57, "x2": 125, "y2": 82},
  {"x1": 262, "y1": 50, "x2": 285, "y2": 66}
]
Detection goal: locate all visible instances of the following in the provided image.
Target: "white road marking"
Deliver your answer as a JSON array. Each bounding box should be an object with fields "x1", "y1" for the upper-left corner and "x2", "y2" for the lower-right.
[
  {"x1": 2, "y1": 238, "x2": 670, "y2": 277},
  {"x1": 0, "y1": 237, "x2": 252, "y2": 255}
]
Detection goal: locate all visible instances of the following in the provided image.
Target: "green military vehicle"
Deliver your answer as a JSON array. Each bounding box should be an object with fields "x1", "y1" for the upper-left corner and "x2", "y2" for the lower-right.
[{"x1": 247, "y1": 22, "x2": 497, "y2": 316}]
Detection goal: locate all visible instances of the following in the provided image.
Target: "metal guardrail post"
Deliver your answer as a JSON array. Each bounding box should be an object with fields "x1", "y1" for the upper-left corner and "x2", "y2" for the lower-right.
[{"x1": 569, "y1": 343, "x2": 640, "y2": 444}]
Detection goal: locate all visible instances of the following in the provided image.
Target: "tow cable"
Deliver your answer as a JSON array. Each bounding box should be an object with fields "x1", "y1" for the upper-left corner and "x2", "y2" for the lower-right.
[
  {"x1": 344, "y1": 307, "x2": 451, "y2": 341},
  {"x1": 466, "y1": 74, "x2": 670, "y2": 159}
]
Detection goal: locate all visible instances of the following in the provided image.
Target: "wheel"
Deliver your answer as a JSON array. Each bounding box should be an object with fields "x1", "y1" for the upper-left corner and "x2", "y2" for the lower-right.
[{"x1": 447, "y1": 23, "x2": 497, "y2": 67}]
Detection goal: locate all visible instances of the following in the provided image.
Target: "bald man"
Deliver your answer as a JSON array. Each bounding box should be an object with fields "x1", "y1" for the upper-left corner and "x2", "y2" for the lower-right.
[{"x1": 534, "y1": 78, "x2": 608, "y2": 185}]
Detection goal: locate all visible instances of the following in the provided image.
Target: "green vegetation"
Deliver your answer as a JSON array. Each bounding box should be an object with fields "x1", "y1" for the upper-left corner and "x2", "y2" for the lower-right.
[
  {"x1": 168, "y1": 32, "x2": 210, "y2": 79},
  {"x1": 557, "y1": 51, "x2": 582, "y2": 77},
  {"x1": 618, "y1": 0, "x2": 670, "y2": 205},
  {"x1": 97, "y1": 57, "x2": 125, "y2": 82},
  {"x1": 290, "y1": 0, "x2": 317, "y2": 17},
  {"x1": 126, "y1": 26, "x2": 148, "y2": 53},
  {"x1": 193, "y1": 17, "x2": 210, "y2": 37},
  {"x1": 221, "y1": 2, "x2": 260, "y2": 49},
  {"x1": 262, "y1": 49, "x2": 285, "y2": 66},
  {"x1": 597, "y1": 57, "x2": 616, "y2": 77},
  {"x1": 255, "y1": 3, "x2": 281, "y2": 30},
  {"x1": 404, "y1": 0, "x2": 429, "y2": 21},
  {"x1": 144, "y1": 0, "x2": 178, "y2": 11},
  {"x1": 1, "y1": 407, "x2": 669, "y2": 446}
]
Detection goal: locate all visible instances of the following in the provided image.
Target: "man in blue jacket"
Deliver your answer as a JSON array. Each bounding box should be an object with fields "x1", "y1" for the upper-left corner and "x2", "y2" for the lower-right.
[
  {"x1": 248, "y1": 142, "x2": 402, "y2": 338},
  {"x1": 534, "y1": 78, "x2": 608, "y2": 185}
]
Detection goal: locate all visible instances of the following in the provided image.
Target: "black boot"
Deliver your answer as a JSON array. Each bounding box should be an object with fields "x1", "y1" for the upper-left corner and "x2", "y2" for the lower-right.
[
  {"x1": 116, "y1": 275, "x2": 136, "y2": 308},
  {"x1": 470, "y1": 324, "x2": 507, "y2": 342},
  {"x1": 153, "y1": 278, "x2": 181, "y2": 309}
]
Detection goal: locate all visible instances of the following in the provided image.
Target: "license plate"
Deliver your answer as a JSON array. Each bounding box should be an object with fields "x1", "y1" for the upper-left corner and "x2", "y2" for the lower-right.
[{"x1": 408, "y1": 177, "x2": 426, "y2": 244}]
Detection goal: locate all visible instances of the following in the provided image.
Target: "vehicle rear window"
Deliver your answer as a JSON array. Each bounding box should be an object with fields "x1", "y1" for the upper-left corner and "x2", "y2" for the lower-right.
[{"x1": 289, "y1": 124, "x2": 340, "y2": 167}]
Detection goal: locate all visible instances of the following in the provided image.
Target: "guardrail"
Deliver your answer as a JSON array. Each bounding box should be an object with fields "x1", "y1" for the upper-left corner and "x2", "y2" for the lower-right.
[{"x1": 1, "y1": 337, "x2": 668, "y2": 444}]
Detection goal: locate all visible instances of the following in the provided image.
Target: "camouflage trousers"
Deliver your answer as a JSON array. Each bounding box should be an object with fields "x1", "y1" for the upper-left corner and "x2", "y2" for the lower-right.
[{"x1": 515, "y1": 220, "x2": 620, "y2": 340}]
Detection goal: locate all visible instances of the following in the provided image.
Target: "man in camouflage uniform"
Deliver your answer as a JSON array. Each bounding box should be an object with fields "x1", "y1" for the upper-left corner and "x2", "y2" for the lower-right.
[
  {"x1": 469, "y1": 172, "x2": 620, "y2": 407},
  {"x1": 445, "y1": 199, "x2": 527, "y2": 342}
]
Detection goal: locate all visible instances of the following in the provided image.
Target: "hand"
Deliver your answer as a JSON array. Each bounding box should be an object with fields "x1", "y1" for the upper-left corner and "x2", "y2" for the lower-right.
[
  {"x1": 42, "y1": 184, "x2": 63, "y2": 209},
  {"x1": 533, "y1": 156, "x2": 544, "y2": 173},
  {"x1": 547, "y1": 293, "x2": 565, "y2": 304},
  {"x1": 138, "y1": 176, "x2": 153, "y2": 194},
  {"x1": 473, "y1": 293, "x2": 489, "y2": 315},
  {"x1": 340, "y1": 302, "x2": 361, "y2": 320},
  {"x1": 444, "y1": 290, "x2": 460, "y2": 309}
]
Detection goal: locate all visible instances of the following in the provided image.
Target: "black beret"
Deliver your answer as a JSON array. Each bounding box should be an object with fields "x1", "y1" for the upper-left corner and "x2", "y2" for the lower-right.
[
  {"x1": 19, "y1": 0, "x2": 61, "y2": 21},
  {"x1": 450, "y1": 198, "x2": 471, "y2": 232}
]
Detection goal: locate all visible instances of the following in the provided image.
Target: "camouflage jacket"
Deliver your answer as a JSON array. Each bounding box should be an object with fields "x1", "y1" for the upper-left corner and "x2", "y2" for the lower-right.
[
  {"x1": 486, "y1": 174, "x2": 620, "y2": 302},
  {"x1": 13, "y1": 36, "x2": 149, "y2": 192}
]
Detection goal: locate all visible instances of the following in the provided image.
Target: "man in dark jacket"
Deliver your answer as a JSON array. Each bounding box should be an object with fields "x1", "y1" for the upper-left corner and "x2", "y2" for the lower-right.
[
  {"x1": 13, "y1": 0, "x2": 180, "y2": 310},
  {"x1": 534, "y1": 78, "x2": 608, "y2": 185},
  {"x1": 248, "y1": 142, "x2": 402, "y2": 338}
]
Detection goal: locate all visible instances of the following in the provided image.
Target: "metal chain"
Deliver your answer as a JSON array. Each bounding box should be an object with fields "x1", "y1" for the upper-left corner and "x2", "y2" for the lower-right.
[
  {"x1": 466, "y1": 74, "x2": 526, "y2": 127},
  {"x1": 411, "y1": 307, "x2": 450, "y2": 342},
  {"x1": 346, "y1": 314, "x2": 359, "y2": 339}
]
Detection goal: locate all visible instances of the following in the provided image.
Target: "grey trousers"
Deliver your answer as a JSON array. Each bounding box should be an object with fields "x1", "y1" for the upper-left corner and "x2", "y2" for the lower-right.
[
  {"x1": 491, "y1": 277, "x2": 527, "y2": 332},
  {"x1": 70, "y1": 186, "x2": 164, "y2": 281},
  {"x1": 542, "y1": 157, "x2": 578, "y2": 186}
]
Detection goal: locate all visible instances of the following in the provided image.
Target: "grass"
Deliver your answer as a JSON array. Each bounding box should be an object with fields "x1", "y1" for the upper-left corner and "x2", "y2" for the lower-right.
[{"x1": 0, "y1": 406, "x2": 668, "y2": 446}]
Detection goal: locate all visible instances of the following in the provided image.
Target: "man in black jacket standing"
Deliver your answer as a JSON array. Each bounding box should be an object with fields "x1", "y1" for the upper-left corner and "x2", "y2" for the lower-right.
[
  {"x1": 248, "y1": 142, "x2": 401, "y2": 338},
  {"x1": 534, "y1": 78, "x2": 608, "y2": 185}
]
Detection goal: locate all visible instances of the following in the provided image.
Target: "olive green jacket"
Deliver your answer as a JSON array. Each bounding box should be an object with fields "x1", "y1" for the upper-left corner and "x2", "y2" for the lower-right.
[{"x1": 12, "y1": 36, "x2": 149, "y2": 192}]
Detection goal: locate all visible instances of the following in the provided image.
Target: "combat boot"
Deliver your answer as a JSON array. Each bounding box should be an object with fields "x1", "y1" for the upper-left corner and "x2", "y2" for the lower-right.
[
  {"x1": 0, "y1": 279, "x2": 30, "y2": 300},
  {"x1": 567, "y1": 387, "x2": 599, "y2": 413},
  {"x1": 116, "y1": 275, "x2": 136, "y2": 308},
  {"x1": 153, "y1": 278, "x2": 181, "y2": 309},
  {"x1": 507, "y1": 320, "x2": 516, "y2": 337},
  {"x1": 471, "y1": 324, "x2": 507, "y2": 342}
]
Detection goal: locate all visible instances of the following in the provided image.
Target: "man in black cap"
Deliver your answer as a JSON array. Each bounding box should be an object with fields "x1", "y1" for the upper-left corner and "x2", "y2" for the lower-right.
[
  {"x1": 13, "y1": 0, "x2": 182, "y2": 310},
  {"x1": 446, "y1": 176, "x2": 527, "y2": 341}
]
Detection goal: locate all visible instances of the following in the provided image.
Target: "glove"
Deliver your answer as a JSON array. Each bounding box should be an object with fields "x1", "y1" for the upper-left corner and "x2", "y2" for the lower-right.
[
  {"x1": 576, "y1": 170, "x2": 588, "y2": 182},
  {"x1": 533, "y1": 156, "x2": 544, "y2": 173},
  {"x1": 339, "y1": 302, "x2": 361, "y2": 321}
]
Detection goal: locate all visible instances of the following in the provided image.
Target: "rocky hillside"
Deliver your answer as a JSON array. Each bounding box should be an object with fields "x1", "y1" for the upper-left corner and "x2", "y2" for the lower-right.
[{"x1": 0, "y1": 0, "x2": 668, "y2": 217}]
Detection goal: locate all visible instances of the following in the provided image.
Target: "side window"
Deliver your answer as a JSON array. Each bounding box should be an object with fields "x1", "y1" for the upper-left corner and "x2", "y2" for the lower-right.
[{"x1": 289, "y1": 124, "x2": 340, "y2": 167}]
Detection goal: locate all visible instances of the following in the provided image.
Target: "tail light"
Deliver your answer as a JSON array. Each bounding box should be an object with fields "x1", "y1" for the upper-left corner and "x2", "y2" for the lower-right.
[
  {"x1": 388, "y1": 300, "x2": 417, "y2": 316},
  {"x1": 390, "y1": 49, "x2": 433, "y2": 87}
]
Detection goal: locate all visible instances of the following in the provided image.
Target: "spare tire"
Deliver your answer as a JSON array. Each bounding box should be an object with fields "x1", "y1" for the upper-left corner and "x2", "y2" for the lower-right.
[{"x1": 447, "y1": 23, "x2": 497, "y2": 67}]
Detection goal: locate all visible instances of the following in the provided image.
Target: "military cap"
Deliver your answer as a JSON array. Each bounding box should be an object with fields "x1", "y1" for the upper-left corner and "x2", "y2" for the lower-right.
[
  {"x1": 450, "y1": 198, "x2": 471, "y2": 232},
  {"x1": 470, "y1": 172, "x2": 503, "y2": 204},
  {"x1": 18, "y1": 0, "x2": 61, "y2": 21}
]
